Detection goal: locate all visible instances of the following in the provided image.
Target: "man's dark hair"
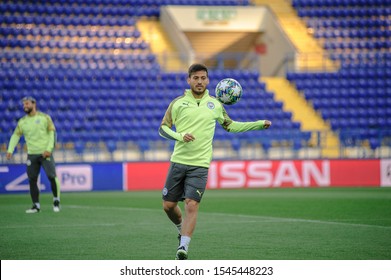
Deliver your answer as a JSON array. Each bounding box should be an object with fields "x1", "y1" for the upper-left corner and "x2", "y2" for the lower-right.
[
  {"x1": 22, "y1": 96, "x2": 36, "y2": 103},
  {"x1": 188, "y1": 63, "x2": 208, "y2": 77}
]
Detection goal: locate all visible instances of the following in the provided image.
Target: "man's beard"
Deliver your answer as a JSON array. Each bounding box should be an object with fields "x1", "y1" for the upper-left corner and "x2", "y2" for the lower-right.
[
  {"x1": 24, "y1": 107, "x2": 32, "y2": 114},
  {"x1": 192, "y1": 85, "x2": 205, "y2": 95}
]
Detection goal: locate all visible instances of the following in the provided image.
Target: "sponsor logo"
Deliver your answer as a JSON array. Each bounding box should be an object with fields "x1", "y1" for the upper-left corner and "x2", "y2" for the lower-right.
[
  {"x1": 208, "y1": 160, "x2": 331, "y2": 188},
  {"x1": 57, "y1": 165, "x2": 92, "y2": 191}
]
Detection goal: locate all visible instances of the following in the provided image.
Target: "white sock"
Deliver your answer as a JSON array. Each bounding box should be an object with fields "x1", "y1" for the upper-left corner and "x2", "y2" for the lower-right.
[
  {"x1": 175, "y1": 222, "x2": 182, "y2": 234},
  {"x1": 35, "y1": 203, "x2": 41, "y2": 209},
  {"x1": 180, "y1": 236, "x2": 191, "y2": 251},
  {"x1": 53, "y1": 197, "x2": 60, "y2": 202}
]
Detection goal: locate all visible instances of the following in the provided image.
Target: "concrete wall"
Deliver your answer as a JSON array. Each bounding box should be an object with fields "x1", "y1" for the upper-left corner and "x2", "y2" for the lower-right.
[{"x1": 160, "y1": 5, "x2": 296, "y2": 76}]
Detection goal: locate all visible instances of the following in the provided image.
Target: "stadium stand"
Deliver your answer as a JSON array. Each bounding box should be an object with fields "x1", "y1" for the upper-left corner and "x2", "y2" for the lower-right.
[
  {"x1": 288, "y1": 0, "x2": 391, "y2": 152},
  {"x1": 1, "y1": 0, "x2": 301, "y2": 162},
  {"x1": 1, "y1": 0, "x2": 388, "y2": 162}
]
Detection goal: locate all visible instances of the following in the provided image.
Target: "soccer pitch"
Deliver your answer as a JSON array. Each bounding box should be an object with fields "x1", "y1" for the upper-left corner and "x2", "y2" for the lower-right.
[{"x1": 0, "y1": 188, "x2": 390, "y2": 260}]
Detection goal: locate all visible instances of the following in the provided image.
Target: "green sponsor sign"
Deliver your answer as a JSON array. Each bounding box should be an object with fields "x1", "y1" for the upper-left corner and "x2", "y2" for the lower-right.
[{"x1": 196, "y1": 8, "x2": 237, "y2": 22}]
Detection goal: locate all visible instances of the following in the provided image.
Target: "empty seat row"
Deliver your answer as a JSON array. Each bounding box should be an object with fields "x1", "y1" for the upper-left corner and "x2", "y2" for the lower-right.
[
  {"x1": 327, "y1": 97, "x2": 390, "y2": 109},
  {"x1": 0, "y1": 66, "x2": 162, "y2": 81},
  {"x1": 289, "y1": 71, "x2": 390, "y2": 80},
  {"x1": 0, "y1": 15, "x2": 137, "y2": 26},
  {"x1": 292, "y1": 0, "x2": 389, "y2": 7},
  {"x1": 0, "y1": 54, "x2": 158, "y2": 70},
  {"x1": 323, "y1": 39, "x2": 390, "y2": 50},
  {"x1": 0, "y1": 3, "x2": 159, "y2": 17},
  {"x1": 57, "y1": 130, "x2": 162, "y2": 143},
  {"x1": 18, "y1": 0, "x2": 250, "y2": 4},
  {"x1": 0, "y1": 0, "x2": 251, "y2": 9},
  {"x1": 0, "y1": 60, "x2": 157, "y2": 70},
  {"x1": 328, "y1": 51, "x2": 390, "y2": 63},
  {"x1": 0, "y1": 51, "x2": 152, "y2": 61},
  {"x1": 329, "y1": 117, "x2": 389, "y2": 130},
  {"x1": 298, "y1": 7, "x2": 390, "y2": 17},
  {"x1": 0, "y1": 61, "x2": 158, "y2": 72},
  {"x1": 2, "y1": 79, "x2": 187, "y2": 91},
  {"x1": 287, "y1": 65, "x2": 391, "y2": 80},
  {"x1": 312, "y1": 98, "x2": 390, "y2": 110},
  {"x1": 0, "y1": 38, "x2": 150, "y2": 50},
  {"x1": 342, "y1": 60, "x2": 391, "y2": 68},
  {"x1": 0, "y1": 26, "x2": 141, "y2": 39},
  {"x1": 314, "y1": 28, "x2": 390, "y2": 39},
  {"x1": 321, "y1": 108, "x2": 391, "y2": 119},
  {"x1": 303, "y1": 88, "x2": 389, "y2": 99},
  {"x1": 306, "y1": 18, "x2": 389, "y2": 29},
  {"x1": 0, "y1": 61, "x2": 161, "y2": 74},
  {"x1": 293, "y1": 78, "x2": 390, "y2": 90},
  {"x1": 333, "y1": 68, "x2": 390, "y2": 79}
]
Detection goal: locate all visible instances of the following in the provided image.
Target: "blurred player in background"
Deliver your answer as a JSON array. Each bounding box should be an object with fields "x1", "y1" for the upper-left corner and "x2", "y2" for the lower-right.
[
  {"x1": 159, "y1": 63, "x2": 271, "y2": 260},
  {"x1": 6, "y1": 96, "x2": 61, "y2": 213}
]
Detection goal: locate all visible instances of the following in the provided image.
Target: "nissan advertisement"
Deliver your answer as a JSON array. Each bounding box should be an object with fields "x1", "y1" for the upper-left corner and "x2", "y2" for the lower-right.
[{"x1": 0, "y1": 159, "x2": 390, "y2": 193}]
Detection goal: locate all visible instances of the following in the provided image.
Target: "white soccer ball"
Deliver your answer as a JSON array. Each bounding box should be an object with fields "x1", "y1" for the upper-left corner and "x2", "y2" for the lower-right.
[{"x1": 215, "y1": 78, "x2": 242, "y2": 105}]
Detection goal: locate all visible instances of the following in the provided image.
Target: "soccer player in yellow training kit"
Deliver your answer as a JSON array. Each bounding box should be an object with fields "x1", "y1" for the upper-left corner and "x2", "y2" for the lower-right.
[
  {"x1": 6, "y1": 96, "x2": 61, "y2": 213},
  {"x1": 159, "y1": 64, "x2": 271, "y2": 260}
]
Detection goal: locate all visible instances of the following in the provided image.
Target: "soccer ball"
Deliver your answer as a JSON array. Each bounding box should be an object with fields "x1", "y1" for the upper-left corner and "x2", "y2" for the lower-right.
[{"x1": 215, "y1": 78, "x2": 242, "y2": 105}]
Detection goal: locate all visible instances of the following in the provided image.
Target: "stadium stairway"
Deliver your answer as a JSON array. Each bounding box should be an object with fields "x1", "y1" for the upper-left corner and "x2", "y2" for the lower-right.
[
  {"x1": 252, "y1": 0, "x2": 338, "y2": 71},
  {"x1": 136, "y1": 18, "x2": 182, "y2": 71},
  {"x1": 262, "y1": 77, "x2": 340, "y2": 158}
]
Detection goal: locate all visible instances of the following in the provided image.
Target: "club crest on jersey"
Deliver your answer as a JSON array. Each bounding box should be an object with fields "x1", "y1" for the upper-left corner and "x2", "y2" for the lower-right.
[{"x1": 207, "y1": 102, "x2": 215, "y2": 110}]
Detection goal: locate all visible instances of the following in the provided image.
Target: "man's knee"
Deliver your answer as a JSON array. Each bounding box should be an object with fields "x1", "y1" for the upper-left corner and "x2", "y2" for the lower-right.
[
  {"x1": 163, "y1": 200, "x2": 177, "y2": 213},
  {"x1": 185, "y1": 199, "x2": 199, "y2": 213}
]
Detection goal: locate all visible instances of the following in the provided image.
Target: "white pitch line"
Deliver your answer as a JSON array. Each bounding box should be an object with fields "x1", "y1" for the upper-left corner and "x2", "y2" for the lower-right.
[
  {"x1": 202, "y1": 212, "x2": 391, "y2": 230},
  {"x1": 67, "y1": 204, "x2": 391, "y2": 230},
  {"x1": 2, "y1": 205, "x2": 389, "y2": 231}
]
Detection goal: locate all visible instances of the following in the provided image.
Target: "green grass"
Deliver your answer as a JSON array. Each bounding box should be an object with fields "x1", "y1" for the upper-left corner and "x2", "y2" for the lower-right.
[{"x1": 0, "y1": 188, "x2": 390, "y2": 260}]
